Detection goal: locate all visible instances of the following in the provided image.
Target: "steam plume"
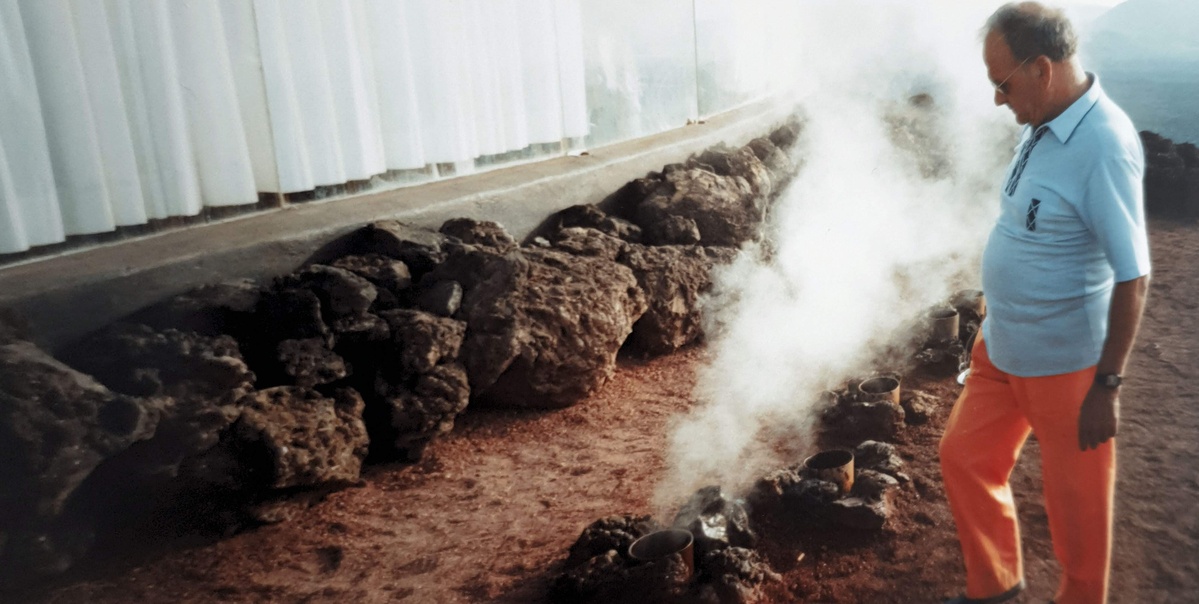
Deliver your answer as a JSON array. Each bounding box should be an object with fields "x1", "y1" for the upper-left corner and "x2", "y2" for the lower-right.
[{"x1": 657, "y1": 0, "x2": 1020, "y2": 508}]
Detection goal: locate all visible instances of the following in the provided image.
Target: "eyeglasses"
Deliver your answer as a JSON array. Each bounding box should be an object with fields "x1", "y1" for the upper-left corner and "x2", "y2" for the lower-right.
[{"x1": 992, "y1": 56, "x2": 1031, "y2": 95}]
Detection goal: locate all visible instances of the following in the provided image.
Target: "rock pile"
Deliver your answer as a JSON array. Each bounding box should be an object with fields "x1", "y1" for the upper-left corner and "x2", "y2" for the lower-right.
[
  {"x1": 0, "y1": 117, "x2": 804, "y2": 584},
  {"x1": 748, "y1": 440, "x2": 907, "y2": 533},
  {"x1": 820, "y1": 377, "x2": 907, "y2": 440},
  {"x1": 554, "y1": 488, "x2": 780, "y2": 604},
  {"x1": 1142, "y1": 131, "x2": 1199, "y2": 220}
]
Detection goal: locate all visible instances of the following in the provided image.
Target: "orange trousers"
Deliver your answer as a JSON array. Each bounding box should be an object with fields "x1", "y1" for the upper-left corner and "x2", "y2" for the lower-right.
[{"x1": 940, "y1": 337, "x2": 1115, "y2": 604}]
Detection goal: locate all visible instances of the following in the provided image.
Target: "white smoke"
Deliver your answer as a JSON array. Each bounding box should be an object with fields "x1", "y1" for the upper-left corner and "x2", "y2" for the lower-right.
[{"x1": 656, "y1": 0, "x2": 1022, "y2": 508}]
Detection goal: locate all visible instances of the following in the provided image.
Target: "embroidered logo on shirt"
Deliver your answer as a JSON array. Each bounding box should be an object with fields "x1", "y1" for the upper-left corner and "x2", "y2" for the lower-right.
[{"x1": 1026, "y1": 198, "x2": 1041, "y2": 231}]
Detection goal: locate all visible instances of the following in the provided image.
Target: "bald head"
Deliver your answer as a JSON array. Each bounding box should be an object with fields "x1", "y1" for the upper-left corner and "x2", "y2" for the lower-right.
[{"x1": 984, "y1": 2, "x2": 1078, "y2": 63}]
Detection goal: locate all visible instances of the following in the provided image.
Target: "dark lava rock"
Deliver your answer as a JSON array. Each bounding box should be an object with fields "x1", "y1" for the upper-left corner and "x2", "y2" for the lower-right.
[
  {"x1": 281, "y1": 265, "x2": 377, "y2": 319},
  {"x1": 565, "y1": 514, "x2": 661, "y2": 568},
  {"x1": 427, "y1": 245, "x2": 646, "y2": 409},
  {"x1": 378, "y1": 309, "x2": 466, "y2": 380},
  {"x1": 745, "y1": 137, "x2": 795, "y2": 190},
  {"x1": 60, "y1": 326, "x2": 259, "y2": 487},
  {"x1": 769, "y1": 118, "x2": 802, "y2": 150},
  {"x1": 854, "y1": 441, "x2": 905, "y2": 478},
  {"x1": 768, "y1": 478, "x2": 843, "y2": 527},
  {"x1": 330, "y1": 313, "x2": 390, "y2": 346},
  {"x1": 544, "y1": 204, "x2": 644, "y2": 243},
  {"x1": 900, "y1": 390, "x2": 936, "y2": 425},
  {"x1": 329, "y1": 254, "x2": 413, "y2": 296},
  {"x1": 0, "y1": 339, "x2": 166, "y2": 581},
  {"x1": 851, "y1": 469, "x2": 900, "y2": 501},
  {"x1": 439, "y1": 217, "x2": 518, "y2": 253},
  {"x1": 376, "y1": 363, "x2": 470, "y2": 460},
  {"x1": 698, "y1": 547, "x2": 780, "y2": 604},
  {"x1": 828, "y1": 496, "x2": 890, "y2": 530},
  {"x1": 550, "y1": 227, "x2": 628, "y2": 261},
  {"x1": 226, "y1": 386, "x2": 368, "y2": 489},
  {"x1": 126, "y1": 279, "x2": 261, "y2": 339},
  {"x1": 553, "y1": 548, "x2": 692, "y2": 604},
  {"x1": 0, "y1": 308, "x2": 31, "y2": 344},
  {"x1": 275, "y1": 338, "x2": 348, "y2": 388},
  {"x1": 645, "y1": 214, "x2": 702, "y2": 246},
  {"x1": 347, "y1": 221, "x2": 447, "y2": 280},
  {"x1": 606, "y1": 176, "x2": 664, "y2": 220},
  {"x1": 636, "y1": 168, "x2": 764, "y2": 248},
  {"x1": 827, "y1": 400, "x2": 905, "y2": 440},
  {"x1": 694, "y1": 145, "x2": 774, "y2": 199},
  {"x1": 255, "y1": 287, "x2": 333, "y2": 347},
  {"x1": 915, "y1": 341, "x2": 966, "y2": 377},
  {"x1": 62, "y1": 324, "x2": 255, "y2": 413},
  {"x1": 620, "y1": 244, "x2": 737, "y2": 355},
  {"x1": 414, "y1": 281, "x2": 464, "y2": 318},
  {"x1": 1142, "y1": 131, "x2": 1199, "y2": 220},
  {"x1": 672, "y1": 486, "x2": 756, "y2": 558},
  {"x1": 748, "y1": 468, "x2": 802, "y2": 505}
]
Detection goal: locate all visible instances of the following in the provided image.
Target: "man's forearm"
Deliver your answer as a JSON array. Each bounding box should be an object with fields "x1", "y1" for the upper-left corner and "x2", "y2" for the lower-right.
[{"x1": 1096, "y1": 275, "x2": 1150, "y2": 376}]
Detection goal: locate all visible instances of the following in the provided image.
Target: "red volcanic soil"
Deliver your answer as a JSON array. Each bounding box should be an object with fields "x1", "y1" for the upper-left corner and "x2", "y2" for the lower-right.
[{"x1": 14, "y1": 219, "x2": 1199, "y2": 603}]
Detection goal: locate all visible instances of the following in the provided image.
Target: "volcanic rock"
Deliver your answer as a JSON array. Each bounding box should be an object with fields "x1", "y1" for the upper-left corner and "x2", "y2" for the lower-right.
[
  {"x1": 854, "y1": 441, "x2": 905, "y2": 479},
  {"x1": 644, "y1": 214, "x2": 703, "y2": 246},
  {"x1": 376, "y1": 363, "x2": 471, "y2": 460},
  {"x1": 126, "y1": 279, "x2": 262, "y2": 339},
  {"x1": 414, "y1": 281, "x2": 464, "y2": 318},
  {"x1": 900, "y1": 390, "x2": 936, "y2": 425},
  {"x1": 255, "y1": 287, "x2": 333, "y2": 347},
  {"x1": 550, "y1": 227, "x2": 629, "y2": 261},
  {"x1": 0, "y1": 339, "x2": 166, "y2": 581},
  {"x1": 606, "y1": 176, "x2": 664, "y2": 220},
  {"x1": 329, "y1": 254, "x2": 413, "y2": 297},
  {"x1": 378, "y1": 309, "x2": 466, "y2": 379},
  {"x1": 744, "y1": 137, "x2": 795, "y2": 192},
  {"x1": 851, "y1": 469, "x2": 900, "y2": 501},
  {"x1": 227, "y1": 386, "x2": 368, "y2": 489},
  {"x1": 828, "y1": 496, "x2": 890, "y2": 530},
  {"x1": 330, "y1": 312, "x2": 390, "y2": 346},
  {"x1": 0, "y1": 308, "x2": 31, "y2": 344},
  {"x1": 1142, "y1": 131, "x2": 1199, "y2": 220},
  {"x1": 694, "y1": 145, "x2": 774, "y2": 199},
  {"x1": 275, "y1": 338, "x2": 348, "y2": 388},
  {"x1": 672, "y1": 486, "x2": 757, "y2": 558},
  {"x1": 544, "y1": 204, "x2": 644, "y2": 243},
  {"x1": 636, "y1": 168, "x2": 764, "y2": 248},
  {"x1": 347, "y1": 220, "x2": 448, "y2": 280},
  {"x1": 439, "y1": 217, "x2": 518, "y2": 253},
  {"x1": 769, "y1": 119, "x2": 801, "y2": 150},
  {"x1": 281, "y1": 265, "x2": 377, "y2": 320},
  {"x1": 827, "y1": 399, "x2": 906, "y2": 440},
  {"x1": 553, "y1": 548, "x2": 691, "y2": 604},
  {"x1": 427, "y1": 244, "x2": 646, "y2": 409},
  {"x1": 780, "y1": 478, "x2": 842, "y2": 526},
  {"x1": 620, "y1": 244, "x2": 737, "y2": 355},
  {"x1": 698, "y1": 547, "x2": 780, "y2": 604},
  {"x1": 62, "y1": 324, "x2": 254, "y2": 403},
  {"x1": 565, "y1": 514, "x2": 662, "y2": 568}
]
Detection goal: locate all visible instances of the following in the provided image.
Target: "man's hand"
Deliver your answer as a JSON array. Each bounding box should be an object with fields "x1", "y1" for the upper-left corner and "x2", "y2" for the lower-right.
[{"x1": 1078, "y1": 384, "x2": 1119, "y2": 451}]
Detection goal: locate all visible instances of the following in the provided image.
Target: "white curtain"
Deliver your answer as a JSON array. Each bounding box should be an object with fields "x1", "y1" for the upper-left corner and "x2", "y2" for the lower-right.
[{"x1": 0, "y1": 0, "x2": 589, "y2": 255}]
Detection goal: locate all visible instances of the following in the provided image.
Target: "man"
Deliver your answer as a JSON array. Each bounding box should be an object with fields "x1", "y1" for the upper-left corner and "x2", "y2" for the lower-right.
[{"x1": 939, "y1": 3, "x2": 1151, "y2": 604}]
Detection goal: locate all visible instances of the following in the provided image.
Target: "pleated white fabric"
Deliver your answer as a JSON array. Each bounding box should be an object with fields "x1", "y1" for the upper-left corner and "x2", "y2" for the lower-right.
[
  {"x1": 0, "y1": 0, "x2": 593, "y2": 255},
  {"x1": 0, "y1": 0, "x2": 62, "y2": 253}
]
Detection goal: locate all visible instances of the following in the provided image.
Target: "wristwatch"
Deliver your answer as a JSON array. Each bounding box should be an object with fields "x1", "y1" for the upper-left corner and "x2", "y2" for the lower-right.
[{"x1": 1095, "y1": 373, "x2": 1123, "y2": 388}]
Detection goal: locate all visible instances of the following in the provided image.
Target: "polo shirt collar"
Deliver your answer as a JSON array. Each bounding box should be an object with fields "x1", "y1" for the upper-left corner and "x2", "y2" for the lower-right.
[{"x1": 1044, "y1": 72, "x2": 1102, "y2": 144}]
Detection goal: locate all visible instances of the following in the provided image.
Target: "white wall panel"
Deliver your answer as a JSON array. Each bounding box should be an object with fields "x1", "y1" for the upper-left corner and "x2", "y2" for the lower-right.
[{"x1": 0, "y1": 0, "x2": 63, "y2": 253}]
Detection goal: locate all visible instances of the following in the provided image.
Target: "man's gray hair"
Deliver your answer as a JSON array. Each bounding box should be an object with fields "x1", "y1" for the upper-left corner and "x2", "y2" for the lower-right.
[{"x1": 985, "y1": 2, "x2": 1078, "y2": 62}]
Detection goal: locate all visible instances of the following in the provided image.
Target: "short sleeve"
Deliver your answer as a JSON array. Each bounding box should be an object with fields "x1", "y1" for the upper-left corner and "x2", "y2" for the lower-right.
[{"x1": 1080, "y1": 150, "x2": 1151, "y2": 282}]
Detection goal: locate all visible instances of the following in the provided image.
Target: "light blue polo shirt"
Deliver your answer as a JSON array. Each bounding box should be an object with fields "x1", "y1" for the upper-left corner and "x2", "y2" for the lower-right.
[{"x1": 980, "y1": 74, "x2": 1151, "y2": 377}]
